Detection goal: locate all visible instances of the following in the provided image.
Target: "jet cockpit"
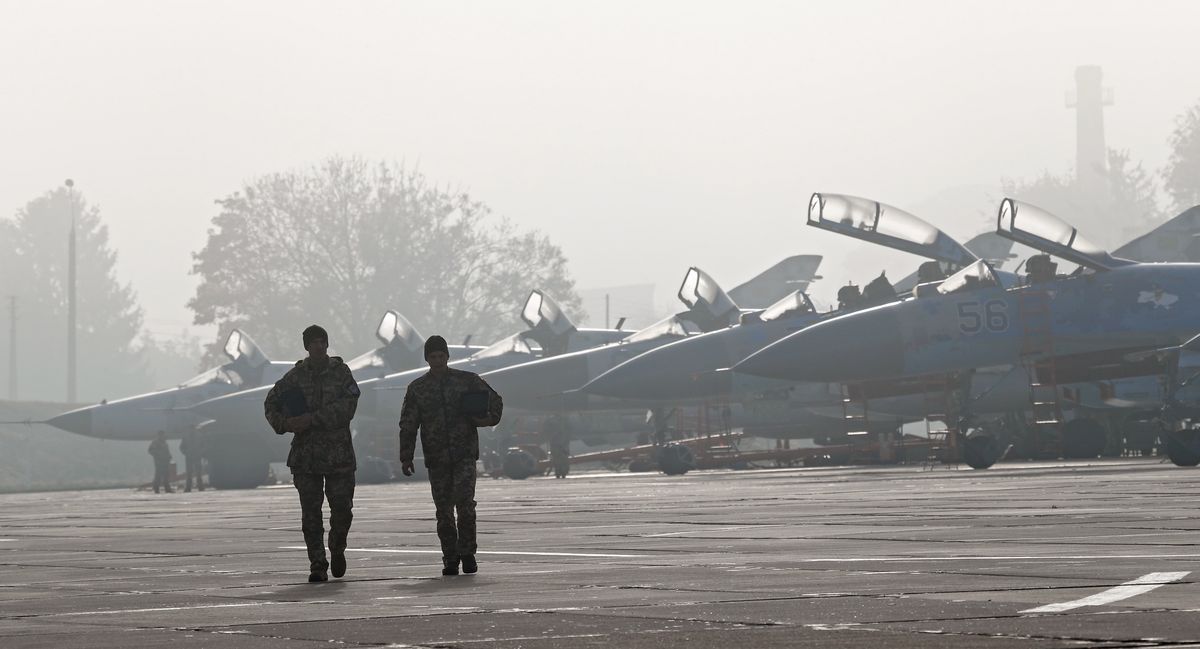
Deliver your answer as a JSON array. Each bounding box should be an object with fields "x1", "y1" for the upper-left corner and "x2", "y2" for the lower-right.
[
  {"x1": 996, "y1": 198, "x2": 1135, "y2": 273},
  {"x1": 808, "y1": 192, "x2": 976, "y2": 268},
  {"x1": 347, "y1": 310, "x2": 427, "y2": 378}
]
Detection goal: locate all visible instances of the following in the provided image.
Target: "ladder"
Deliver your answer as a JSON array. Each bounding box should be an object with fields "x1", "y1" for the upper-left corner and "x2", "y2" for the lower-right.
[
  {"x1": 1018, "y1": 288, "x2": 1063, "y2": 457},
  {"x1": 841, "y1": 383, "x2": 871, "y2": 463},
  {"x1": 921, "y1": 374, "x2": 958, "y2": 469}
]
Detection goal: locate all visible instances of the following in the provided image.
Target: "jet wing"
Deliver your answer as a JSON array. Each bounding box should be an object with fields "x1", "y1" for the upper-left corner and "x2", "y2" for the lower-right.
[
  {"x1": 807, "y1": 193, "x2": 976, "y2": 267},
  {"x1": 995, "y1": 198, "x2": 1134, "y2": 271}
]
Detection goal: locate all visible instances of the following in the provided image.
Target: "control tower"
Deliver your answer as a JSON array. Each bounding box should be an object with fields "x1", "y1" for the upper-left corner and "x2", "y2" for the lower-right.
[{"x1": 1067, "y1": 65, "x2": 1114, "y2": 239}]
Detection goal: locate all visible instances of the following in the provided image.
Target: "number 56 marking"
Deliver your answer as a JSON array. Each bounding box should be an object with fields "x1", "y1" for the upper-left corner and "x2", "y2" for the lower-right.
[{"x1": 957, "y1": 299, "x2": 1009, "y2": 334}]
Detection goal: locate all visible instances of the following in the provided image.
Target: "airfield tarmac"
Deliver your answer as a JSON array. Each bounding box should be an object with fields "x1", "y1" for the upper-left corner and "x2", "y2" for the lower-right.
[{"x1": 1, "y1": 459, "x2": 1199, "y2": 648}]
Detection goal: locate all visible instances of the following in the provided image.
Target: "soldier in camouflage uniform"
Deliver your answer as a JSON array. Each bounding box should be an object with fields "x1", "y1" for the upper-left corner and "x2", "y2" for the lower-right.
[
  {"x1": 148, "y1": 431, "x2": 173, "y2": 493},
  {"x1": 264, "y1": 325, "x2": 360, "y2": 583},
  {"x1": 399, "y1": 335, "x2": 503, "y2": 576}
]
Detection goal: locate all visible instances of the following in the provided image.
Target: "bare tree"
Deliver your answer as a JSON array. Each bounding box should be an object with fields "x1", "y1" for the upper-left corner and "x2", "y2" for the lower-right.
[{"x1": 189, "y1": 156, "x2": 583, "y2": 363}]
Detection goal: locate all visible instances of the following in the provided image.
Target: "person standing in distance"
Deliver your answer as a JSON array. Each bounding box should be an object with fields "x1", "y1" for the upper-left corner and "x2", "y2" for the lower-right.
[
  {"x1": 399, "y1": 335, "x2": 502, "y2": 576},
  {"x1": 148, "y1": 430, "x2": 173, "y2": 493},
  {"x1": 264, "y1": 325, "x2": 360, "y2": 583},
  {"x1": 179, "y1": 429, "x2": 206, "y2": 492}
]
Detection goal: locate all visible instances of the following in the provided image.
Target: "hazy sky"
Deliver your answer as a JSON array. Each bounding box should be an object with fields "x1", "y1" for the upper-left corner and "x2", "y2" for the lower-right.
[{"x1": 2, "y1": 0, "x2": 1197, "y2": 344}]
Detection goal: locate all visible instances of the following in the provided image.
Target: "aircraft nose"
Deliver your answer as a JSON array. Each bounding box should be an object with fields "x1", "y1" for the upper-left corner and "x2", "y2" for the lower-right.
[
  {"x1": 46, "y1": 407, "x2": 94, "y2": 437},
  {"x1": 734, "y1": 309, "x2": 904, "y2": 383},
  {"x1": 584, "y1": 341, "x2": 731, "y2": 401},
  {"x1": 485, "y1": 355, "x2": 590, "y2": 407}
]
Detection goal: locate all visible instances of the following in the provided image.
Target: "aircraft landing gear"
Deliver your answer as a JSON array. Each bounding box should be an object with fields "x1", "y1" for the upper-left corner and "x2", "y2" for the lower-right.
[
  {"x1": 656, "y1": 443, "x2": 695, "y2": 476},
  {"x1": 502, "y1": 448, "x2": 538, "y2": 480},
  {"x1": 1163, "y1": 428, "x2": 1200, "y2": 467},
  {"x1": 960, "y1": 432, "x2": 1005, "y2": 470}
]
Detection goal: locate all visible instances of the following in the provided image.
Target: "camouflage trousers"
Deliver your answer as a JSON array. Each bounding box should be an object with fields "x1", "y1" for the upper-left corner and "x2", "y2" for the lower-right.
[
  {"x1": 292, "y1": 471, "x2": 355, "y2": 572},
  {"x1": 427, "y1": 459, "x2": 477, "y2": 560}
]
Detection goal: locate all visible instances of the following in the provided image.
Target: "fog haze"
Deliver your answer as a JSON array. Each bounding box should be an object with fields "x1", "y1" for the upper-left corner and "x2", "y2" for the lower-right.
[{"x1": 2, "y1": 0, "x2": 1196, "y2": 339}]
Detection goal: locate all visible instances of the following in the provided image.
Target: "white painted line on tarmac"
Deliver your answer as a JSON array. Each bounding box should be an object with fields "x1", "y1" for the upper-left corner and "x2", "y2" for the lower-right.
[
  {"x1": 798, "y1": 554, "x2": 1200, "y2": 562},
  {"x1": 51, "y1": 601, "x2": 315, "y2": 617},
  {"x1": 1021, "y1": 571, "x2": 1191, "y2": 613},
  {"x1": 281, "y1": 546, "x2": 646, "y2": 558},
  {"x1": 645, "y1": 525, "x2": 776, "y2": 537}
]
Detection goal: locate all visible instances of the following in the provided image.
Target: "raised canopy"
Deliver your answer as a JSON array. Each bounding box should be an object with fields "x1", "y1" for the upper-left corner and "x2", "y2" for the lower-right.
[
  {"x1": 996, "y1": 198, "x2": 1134, "y2": 271},
  {"x1": 222, "y1": 330, "x2": 269, "y2": 369},
  {"x1": 677, "y1": 267, "x2": 739, "y2": 332},
  {"x1": 521, "y1": 289, "x2": 576, "y2": 337},
  {"x1": 807, "y1": 193, "x2": 976, "y2": 267}
]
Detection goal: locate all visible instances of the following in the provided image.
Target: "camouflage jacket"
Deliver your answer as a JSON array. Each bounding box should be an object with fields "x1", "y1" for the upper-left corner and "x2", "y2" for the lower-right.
[
  {"x1": 399, "y1": 368, "x2": 503, "y2": 467},
  {"x1": 264, "y1": 356, "x2": 360, "y2": 474},
  {"x1": 148, "y1": 438, "x2": 171, "y2": 463}
]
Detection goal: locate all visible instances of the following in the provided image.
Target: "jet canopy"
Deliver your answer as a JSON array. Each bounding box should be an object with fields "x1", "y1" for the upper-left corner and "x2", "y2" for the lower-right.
[
  {"x1": 222, "y1": 330, "x2": 269, "y2": 369},
  {"x1": 677, "y1": 267, "x2": 739, "y2": 331},
  {"x1": 178, "y1": 365, "x2": 248, "y2": 390},
  {"x1": 996, "y1": 198, "x2": 1134, "y2": 271},
  {"x1": 350, "y1": 310, "x2": 427, "y2": 375},
  {"x1": 376, "y1": 310, "x2": 424, "y2": 351},
  {"x1": 621, "y1": 314, "x2": 702, "y2": 344},
  {"x1": 808, "y1": 193, "x2": 976, "y2": 267},
  {"x1": 521, "y1": 289, "x2": 575, "y2": 337},
  {"x1": 470, "y1": 332, "x2": 542, "y2": 361},
  {"x1": 937, "y1": 259, "x2": 1001, "y2": 295},
  {"x1": 758, "y1": 290, "x2": 816, "y2": 322}
]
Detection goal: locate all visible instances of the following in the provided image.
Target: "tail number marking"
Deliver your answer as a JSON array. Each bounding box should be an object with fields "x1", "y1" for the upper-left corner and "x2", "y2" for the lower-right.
[{"x1": 957, "y1": 300, "x2": 1009, "y2": 335}]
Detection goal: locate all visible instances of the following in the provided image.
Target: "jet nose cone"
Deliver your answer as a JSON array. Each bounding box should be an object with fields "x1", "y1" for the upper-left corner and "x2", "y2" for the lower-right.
[
  {"x1": 485, "y1": 355, "x2": 590, "y2": 408},
  {"x1": 584, "y1": 340, "x2": 731, "y2": 401},
  {"x1": 735, "y1": 308, "x2": 904, "y2": 383},
  {"x1": 46, "y1": 407, "x2": 94, "y2": 437}
]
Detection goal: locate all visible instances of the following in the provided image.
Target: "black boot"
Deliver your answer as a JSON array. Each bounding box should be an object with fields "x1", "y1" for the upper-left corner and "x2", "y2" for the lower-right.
[
  {"x1": 331, "y1": 549, "x2": 346, "y2": 578},
  {"x1": 461, "y1": 555, "x2": 478, "y2": 574},
  {"x1": 308, "y1": 569, "x2": 328, "y2": 583},
  {"x1": 442, "y1": 557, "x2": 459, "y2": 576}
]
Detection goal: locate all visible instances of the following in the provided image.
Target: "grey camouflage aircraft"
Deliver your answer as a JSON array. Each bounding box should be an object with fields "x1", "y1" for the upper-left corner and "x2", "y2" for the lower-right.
[
  {"x1": 580, "y1": 194, "x2": 1013, "y2": 441},
  {"x1": 582, "y1": 194, "x2": 1011, "y2": 399},
  {"x1": 46, "y1": 312, "x2": 471, "y2": 488},
  {"x1": 46, "y1": 329, "x2": 288, "y2": 442},
  {"x1": 736, "y1": 198, "x2": 1200, "y2": 466}
]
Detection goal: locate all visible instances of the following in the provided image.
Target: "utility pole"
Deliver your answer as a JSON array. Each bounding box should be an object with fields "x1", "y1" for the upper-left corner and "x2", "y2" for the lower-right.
[
  {"x1": 66, "y1": 179, "x2": 77, "y2": 404},
  {"x1": 605, "y1": 293, "x2": 610, "y2": 329},
  {"x1": 7, "y1": 296, "x2": 15, "y2": 400}
]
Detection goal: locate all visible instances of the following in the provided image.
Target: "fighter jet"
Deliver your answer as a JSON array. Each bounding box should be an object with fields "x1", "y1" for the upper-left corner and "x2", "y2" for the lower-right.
[
  {"x1": 736, "y1": 199, "x2": 1200, "y2": 383},
  {"x1": 582, "y1": 194, "x2": 1008, "y2": 406},
  {"x1": 735, "y1": 199, "x2": 1200, "y2": 464},
  {"x1": 347, "y1": 288, "x2": 631, "y2": 427},
  {"x1": 185, "y1": 310, "x2": 478, "y2": 432},
  {"x1": 45, "y1": 329, "x2": 288, "y2": 442},
  {"x1": 480, "y1": 261, "x2": 805, "y2": 416},
  {"x1": 187, "y1": 288, "x2": 630, "y2": 477}
]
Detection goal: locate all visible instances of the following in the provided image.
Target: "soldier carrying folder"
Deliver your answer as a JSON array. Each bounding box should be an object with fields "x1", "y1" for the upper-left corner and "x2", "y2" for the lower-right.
[
  {"x1": 399, "y1": 335, "x2": 503, "y2": 576},
  {"x1": 264, "y1": 325, "x2": 360, "y2": 583}
]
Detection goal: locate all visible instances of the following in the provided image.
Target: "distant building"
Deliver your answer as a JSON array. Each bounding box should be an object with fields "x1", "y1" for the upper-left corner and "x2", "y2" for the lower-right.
[{"x1": 577, "y1": 284, "x2": 657, "y2": 331}]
